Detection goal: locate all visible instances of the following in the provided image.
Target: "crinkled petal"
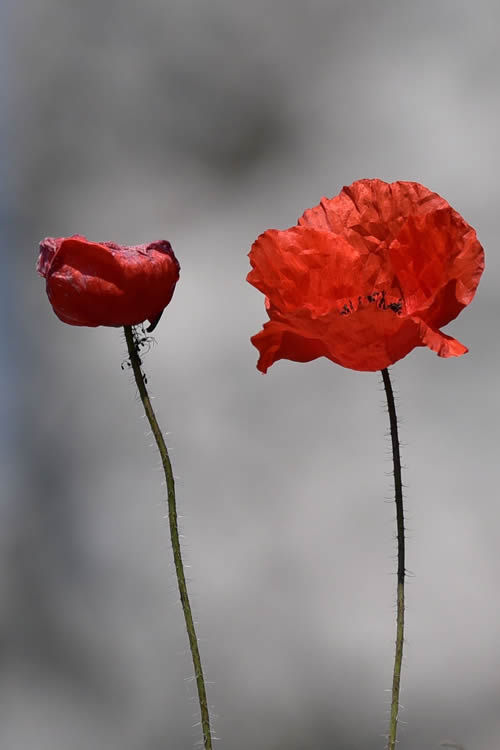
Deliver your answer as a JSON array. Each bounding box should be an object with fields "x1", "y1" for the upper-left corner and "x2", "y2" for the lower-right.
[
  {"x1": 252, "y1": 304, "x2": 469, "y2": 373},
  {"x1": 37, "y1": 237, "x2": 61, "y2": 277},
  {"x1": 298, "y1": 179, "x2": 447, "y2": 240},
  {"x1": 251, "y1": 320, "x2": 329, "y2": 374},
  {"x1": 45, "y1": 236, "x2": 179, "y2": 327},
  {"x1": 248, "y1": 179, "x2": 483, "y2": 372},
  {"x1": 248, "y1": 227, "x2": 394, "y2": 316},
  {"x1": 37, "y1": 234, "x2": 88, "y2": 278},
  {"x1": 413, "y1": 318, "x2": 468, "y2": 358},
  {"x1": 390, "y1": 208, "x2": 484, "y2": 327}
]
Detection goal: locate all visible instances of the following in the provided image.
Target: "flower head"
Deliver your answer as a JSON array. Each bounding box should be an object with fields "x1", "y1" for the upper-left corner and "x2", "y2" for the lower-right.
[
  {"x1": 247, "y1": 179, "x2": 484, "y2": 372},
  {"x1": 37, "y1": 235, "x2": 180, "y2": 331}
]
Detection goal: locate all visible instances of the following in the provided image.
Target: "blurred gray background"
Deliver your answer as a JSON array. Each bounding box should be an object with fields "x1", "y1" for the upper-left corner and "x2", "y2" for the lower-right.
[{"x1": 5, "y1": 0, "x2": 500, "y2": 748}]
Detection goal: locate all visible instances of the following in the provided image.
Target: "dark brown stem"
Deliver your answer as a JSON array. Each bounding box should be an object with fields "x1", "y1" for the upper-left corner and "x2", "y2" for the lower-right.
[
  {"x1": 381, "y1": 367, "x2": 405, "y2": 750},
  {"x1": 124, "y1": 325, "x2": 213, "y2": 750}
]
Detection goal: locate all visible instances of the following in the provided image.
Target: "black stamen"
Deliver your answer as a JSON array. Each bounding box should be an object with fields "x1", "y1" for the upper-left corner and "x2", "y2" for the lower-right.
[{"x1": 337, "y1": 291, "x2": 403, "y2": 317}]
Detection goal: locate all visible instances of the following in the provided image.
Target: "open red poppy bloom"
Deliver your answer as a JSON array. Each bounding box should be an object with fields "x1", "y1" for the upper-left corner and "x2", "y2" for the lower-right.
[
  {"x1": 37, "y1": 235, "x2": 180, "y2": 330},
  {"x1": 247, "y1": 179, "x2": 484, "y2": 372}
]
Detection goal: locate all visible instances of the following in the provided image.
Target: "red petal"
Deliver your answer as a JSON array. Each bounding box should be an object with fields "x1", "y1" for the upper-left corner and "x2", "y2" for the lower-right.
[
  {"x1": 251, "y1": 307, "x2": 468, "y2": 373},
  {"x1": 248, "y1": 226, "x2": 393, "y2": 317},
  {"x1": 37, "y1": 234, "x2": 87, "y2": 278},
  {"x1": 43, "y1": 236, "x2": 179, "y2": 327},
  {"x1": 251, "y1": 320, "x2": 329, "y2": 374},
  {"x1": 248, "y1": 179, "x2": 484, "y2": 372},
  {"x1": 298, "y1": 179, "x2": 447, "y2": 240},
  {"x1": 413, "y1": 319, "x2": 468, "y2": 358},
  {"x1": 389, "y1": 208, "x2": 484, "y2": 327}
]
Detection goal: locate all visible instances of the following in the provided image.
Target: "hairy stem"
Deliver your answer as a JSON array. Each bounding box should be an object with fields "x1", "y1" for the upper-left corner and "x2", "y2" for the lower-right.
[
  {"x1": 381, "y1": 367, "x2": 405, "y2": 750},
  {"x1": 124, "y1": 325, "x2": 213, "y2": 750}
]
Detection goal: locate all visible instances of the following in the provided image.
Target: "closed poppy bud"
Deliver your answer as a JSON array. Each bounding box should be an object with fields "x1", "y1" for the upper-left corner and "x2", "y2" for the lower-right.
[
  {"x1": 247, "y1": 179, "x2": 484, "y2": 372},
  {"x1": 37, "y1": 234, "x2": 180, "y2": 331}
]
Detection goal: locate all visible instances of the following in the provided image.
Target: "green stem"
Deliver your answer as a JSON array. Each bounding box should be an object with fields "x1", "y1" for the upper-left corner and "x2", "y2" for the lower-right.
[
  {"x1": 381, "y1": 367, "x2": 405, "y2": 750},
  {"x1": 124, "y1": 325, "x2": 213, "y2": 750}
]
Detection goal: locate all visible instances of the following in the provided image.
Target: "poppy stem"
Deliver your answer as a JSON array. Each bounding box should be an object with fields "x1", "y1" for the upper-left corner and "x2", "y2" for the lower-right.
[
  {"x1": 381, "y1": 367, "x2": 405, "y2": 750},
  {"x1": 123, "y1": 325, "x2": 213, "y2": 750}
]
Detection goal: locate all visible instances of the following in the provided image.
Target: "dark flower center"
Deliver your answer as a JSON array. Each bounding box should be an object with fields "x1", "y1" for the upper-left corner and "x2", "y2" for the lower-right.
[{"x1": 339, "y1": 290, "x2": 403, "y2": 317}]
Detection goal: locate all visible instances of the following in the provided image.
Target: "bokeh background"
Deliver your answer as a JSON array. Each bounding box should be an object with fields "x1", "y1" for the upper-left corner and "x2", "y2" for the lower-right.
[{"x1": 5, "y1": 1, "x2": 499, "y2": 748}]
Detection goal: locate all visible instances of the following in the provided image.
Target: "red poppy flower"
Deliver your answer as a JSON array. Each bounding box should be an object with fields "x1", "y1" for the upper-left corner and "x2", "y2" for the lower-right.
[
  {"x1": 247, "y1": 179, "x2": 484, "y2": 372},
  {"x1": 37, "y1": 235, "x2": 180, "y2": 330}
]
